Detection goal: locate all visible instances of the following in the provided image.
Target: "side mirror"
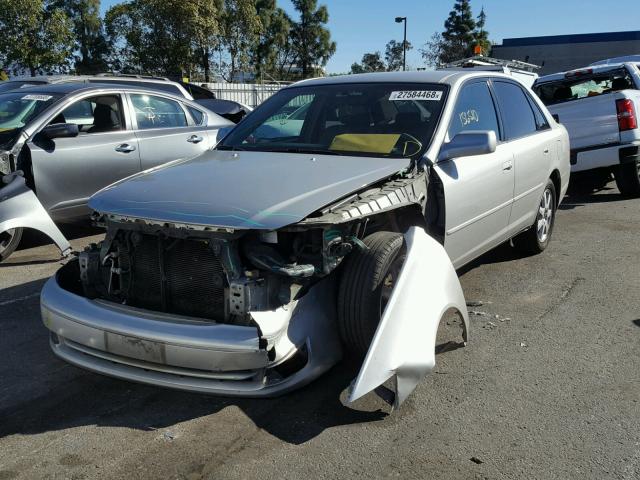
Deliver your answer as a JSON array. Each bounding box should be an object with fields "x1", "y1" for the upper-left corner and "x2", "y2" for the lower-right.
[
  {"x1": 41, "y1": 123, "x2": 79, "y2": 140},
  {"x1": 438, "y1": 131, "x2": 497, "y2": 161}
]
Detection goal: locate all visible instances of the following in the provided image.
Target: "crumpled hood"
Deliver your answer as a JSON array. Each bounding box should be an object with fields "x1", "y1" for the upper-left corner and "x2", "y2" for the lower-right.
[{"x1": 89, "y1": 150, "x2": 406, "y2": 230}]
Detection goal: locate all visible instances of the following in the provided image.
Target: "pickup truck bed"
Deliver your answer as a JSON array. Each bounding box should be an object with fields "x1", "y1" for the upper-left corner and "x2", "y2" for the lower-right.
[{"x1": 533, "y1": 62, "x2": 640, "y2": 196}]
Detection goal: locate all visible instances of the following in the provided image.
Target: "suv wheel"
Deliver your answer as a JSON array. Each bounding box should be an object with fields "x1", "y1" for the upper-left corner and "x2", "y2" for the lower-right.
[{"x1": 337, "y1": 231, "x2": 405, "y2": 357}]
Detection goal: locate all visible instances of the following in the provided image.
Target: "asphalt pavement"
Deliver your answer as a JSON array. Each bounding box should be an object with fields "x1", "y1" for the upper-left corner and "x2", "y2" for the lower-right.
[{"x1": 0, "y1": 180, "x2": 638, "y2": 480}]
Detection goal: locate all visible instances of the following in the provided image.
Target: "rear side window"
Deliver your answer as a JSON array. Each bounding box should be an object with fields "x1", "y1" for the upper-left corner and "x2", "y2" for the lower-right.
[
  {"x1": 448, "y1": 81, "x2": 500, "y2": 139},
  {"x1": 131, "y1": 94, "x2": 188, "y2": 129},
  {"x1": 187, "y1": 106, "x2": 205, "y2": 125},
  {"x1": 493, "y1": 82, "x2": 537, "y2": 140}
]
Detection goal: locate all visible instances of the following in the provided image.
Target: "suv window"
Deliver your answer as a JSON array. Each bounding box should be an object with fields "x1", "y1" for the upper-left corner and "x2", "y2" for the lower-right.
[
  {"x1": 448, "y1": 81, "x2": 499, "y2": 139},
  {"x1": 493, "y1": 82, "x2": 538, "y2": 140},
  {"x1": 131, "y1": 94, "x2": 188, "y2": 129},
  {"x1": 56, "y1": 95, "x2": 124, "y2": 134}
]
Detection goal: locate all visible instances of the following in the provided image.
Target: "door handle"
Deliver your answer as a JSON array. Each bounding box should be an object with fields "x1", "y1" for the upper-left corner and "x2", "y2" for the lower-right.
[
  {"x1": 187, "y1": 135, "x2": 204, "y2": 144},
  {"x1": 502, "y1": 160, "x2": 513, "y2": 171},
  {"x1": 543, "y1": 148, "x2": 550, "y2": 154},
  {"x1": 115, "y1": 143, "x2": 136, "y2": 153}
]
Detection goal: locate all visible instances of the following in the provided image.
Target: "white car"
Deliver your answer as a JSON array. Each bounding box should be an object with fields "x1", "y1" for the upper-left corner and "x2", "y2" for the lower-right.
[{"x1": 533, "y1": 62, "x2": 640, "y2": 196}]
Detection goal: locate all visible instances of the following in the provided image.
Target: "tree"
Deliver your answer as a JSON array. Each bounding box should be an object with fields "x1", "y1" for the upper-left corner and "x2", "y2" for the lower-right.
[
  {"x1": 472, "y1": 7, "x2": 490, "y2": 56},
  {"x1": 420, "y1": 32, "x2": 446, "y2": 67},
  {"x1": 51, "y1": 0, "x2": 110, "y2": 74},
  {"x1": 106, "y1": 0, "x2": 220, "y2": 78},
  {"x1": 253, "y1": 0, "x2": 291, "y2": 81},
  {"x1": 191, "y1": 0, "x2": 223, "y2": 82},
  {"x1": 218, "y1": 0, "x2": 262, "y2": 81},
  {"x1": 350, "y1": 51, "x2": 385, "y2": 74},
  {"x1": 441, "y1": 0, "x2": 476, "y2": 63},
  {"x1": 385, "y1": 39, "x2": 413, "y2": 71},
  {"x1": 0, "y1": 0, "x2": 74, "y2": 76},
  {"x1": 290, "y1": 0, "x2": 336, "y2": 78}
]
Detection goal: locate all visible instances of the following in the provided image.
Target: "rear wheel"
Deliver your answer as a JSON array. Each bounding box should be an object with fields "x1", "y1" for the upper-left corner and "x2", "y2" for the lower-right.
[
  {"x1": 513, "y1": 179, "x2": 556, "y2": 255},
  {"x1": 0, "y1": 227, "x2": 23, "y2": 262},
  {"x1": 614, "y1": 160, "x2": 640, "y2": 197},
  {"x1": 337, "y1": 231, "x2": 405, "y2": 358}
]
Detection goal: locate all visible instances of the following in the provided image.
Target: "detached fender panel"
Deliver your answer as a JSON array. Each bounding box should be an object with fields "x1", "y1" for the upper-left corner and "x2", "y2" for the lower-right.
[
  {"x1": 348, "y1": 226, "x2": 469, "y2": 408},
  {"x1": 0, "y1": 173, "x2": 71, "y2": 256}
]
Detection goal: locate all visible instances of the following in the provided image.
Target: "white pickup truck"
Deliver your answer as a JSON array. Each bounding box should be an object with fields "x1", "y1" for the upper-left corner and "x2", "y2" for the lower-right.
[{"x1": 533, "y1": 61, "x2": 640, "y2": 196}]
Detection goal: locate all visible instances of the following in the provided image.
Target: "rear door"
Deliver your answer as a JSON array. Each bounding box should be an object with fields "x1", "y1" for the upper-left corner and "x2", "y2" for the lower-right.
[
  {"x1": 434, "y1": 80, "x2": 515, "y2": 268},
  {"x1": 127, "y1": 93, "x2": 214, "y2": 171},
  {"x1": 492, "y1": 80, "x2": 554, "y2": 233},
  {"x1": 28, "y1": 92, "x2": 141, "y2": 220}
]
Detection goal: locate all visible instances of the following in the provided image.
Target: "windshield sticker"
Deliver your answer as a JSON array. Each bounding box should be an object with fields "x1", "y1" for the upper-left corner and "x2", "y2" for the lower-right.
[
  {"x1": 389, "y1": 90, "x2": 442, "y2": 101},
  {"x1": 21, "y1": 94, "x2": 52, "y2": 101}
]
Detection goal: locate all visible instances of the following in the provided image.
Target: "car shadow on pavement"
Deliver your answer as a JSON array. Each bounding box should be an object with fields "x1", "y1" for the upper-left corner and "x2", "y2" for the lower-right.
[
  {"x1": 632, "y1": 319, "x2": 640, "y2": 328},
  {"x1": 0, "y1": 279, "x2": 387, "y2": 445}
]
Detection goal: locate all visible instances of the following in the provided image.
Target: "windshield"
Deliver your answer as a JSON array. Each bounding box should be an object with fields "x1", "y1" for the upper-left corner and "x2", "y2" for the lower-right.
[
  {"x1": 218, "y1": 82, "x2": 447, "y2": 159},
  {"x1": 534, "y1": 68, "x2": 636, "y2": 106},
  {"x1": 0, "y1": 91, "x2": 62, "y2": 148}
]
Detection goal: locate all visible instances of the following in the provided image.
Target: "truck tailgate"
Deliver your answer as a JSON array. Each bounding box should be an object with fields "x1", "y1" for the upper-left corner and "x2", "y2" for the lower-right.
[{"x1": 548, "y1": 94, "x2": 620, "y2": 150}]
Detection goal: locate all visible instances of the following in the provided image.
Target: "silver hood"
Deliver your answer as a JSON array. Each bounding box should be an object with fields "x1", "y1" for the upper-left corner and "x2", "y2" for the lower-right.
[{"x1": 89, "y1": 150, "x2": 407, "y2": 230}]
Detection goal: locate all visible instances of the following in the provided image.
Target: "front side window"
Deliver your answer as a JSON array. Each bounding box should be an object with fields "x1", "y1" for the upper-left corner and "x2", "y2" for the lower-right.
[
  {"x1": 219, "y1": 82, "x2": 448, "y2": 159},
  {"x1": 131, "y1": 94, "x2": 188, "y2": 129},
  {"x1": 493, "y1": 82, "x2": 538, "y2": 140},
  {"x1": 448, "y1": 81, "x2": 499, "y2": 139},
  {"x1": 55, "y1": 95, "x2": 124, "y2": 134}
]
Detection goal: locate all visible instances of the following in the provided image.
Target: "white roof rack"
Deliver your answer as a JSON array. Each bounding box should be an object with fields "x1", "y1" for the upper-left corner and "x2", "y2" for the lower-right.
[{"x1": 439, "y1": 56, "x2": 541, "y2": 73}]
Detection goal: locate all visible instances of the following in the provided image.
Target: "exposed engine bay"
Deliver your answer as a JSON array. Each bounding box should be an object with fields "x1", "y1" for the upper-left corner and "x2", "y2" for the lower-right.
[{"x1": 79, "y1": 172, "x2": 432, "y2": 325}]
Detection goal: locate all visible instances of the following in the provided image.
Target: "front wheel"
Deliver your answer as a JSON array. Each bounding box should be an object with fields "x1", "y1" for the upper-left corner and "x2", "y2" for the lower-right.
[
  {"x1": 513, "y1": 179, "x2": 557, "y2": 255},
  {"x1": 614, "y1": 160, "x2": 640, "y2": 198},
  {"x1": 337, "y1": 231, "x2": 405, "y2": 358},
  {"x1": 0, "y1": 227, "x2": 23, "y2": 262}
]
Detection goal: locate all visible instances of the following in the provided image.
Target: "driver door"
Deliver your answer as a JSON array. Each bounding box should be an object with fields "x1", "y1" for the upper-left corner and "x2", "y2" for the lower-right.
[
  {"x1": 433, "y1": 80, "x2": 515, "y2": 268},
  {"x1": 28, "y1": 93, "x2": 141, "y2": 220}
]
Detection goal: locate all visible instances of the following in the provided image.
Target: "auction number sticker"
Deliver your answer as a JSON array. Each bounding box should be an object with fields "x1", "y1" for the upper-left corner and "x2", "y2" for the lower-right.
[
  {"x1": 389, "y1": 90, "x2": 442, "y2": 101},
  {"x1": 22, "y1": 94, "x2": 52, "y2": 101}
]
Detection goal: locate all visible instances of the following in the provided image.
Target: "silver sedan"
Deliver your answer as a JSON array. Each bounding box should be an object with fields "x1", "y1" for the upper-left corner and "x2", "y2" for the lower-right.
[
  {"x1": 0, "y1": 82, "x2": 233, "y2": 261},
  {"x1": 36, "y1": 71, "x2": 570, "y2": 408}
]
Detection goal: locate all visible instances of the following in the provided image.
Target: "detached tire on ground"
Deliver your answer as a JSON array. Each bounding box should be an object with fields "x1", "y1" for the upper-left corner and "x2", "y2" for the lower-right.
[
  {"x1": 513, "y1": 179, "x2": 557, "y2": 255},
  {"x1": 337, "y1": 231, "x2": 405, "y2": 358},
  {"x1": 614, "y1": 160, "x2": 640, "y2": 198},
  {"x1": 0, "y1": 227, "x2": 23, "y2": 262}
]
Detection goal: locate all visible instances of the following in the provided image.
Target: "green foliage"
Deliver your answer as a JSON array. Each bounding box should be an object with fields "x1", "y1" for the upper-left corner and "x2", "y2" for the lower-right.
[
  {"x1": 51, "y1": 0, "x2": 110, "y2": 74},
  {"x1": 253, "y1": 0, "x2": 291, "y2": 80},
  {"x1": 219, "y1": 0, "x2": 263, "y2": 81},
  {"x1": 385, "y1": 39, "x2": 413, "y2": 71},
  {"x1": 0, "y1": 70, "x2": 8, "y2": 81},
  {"x1": 290, "y1": 0, "x2": 336, "y2": 78},
  {"x1": 0, "y1": 0, "x2": 75, "y2": 76},
  {"x1": 350, "y1": 52, "x2": 385, "y2": 74},
  {"x1": 421, "y1": 1, "x2": 492, "y2": 66}
]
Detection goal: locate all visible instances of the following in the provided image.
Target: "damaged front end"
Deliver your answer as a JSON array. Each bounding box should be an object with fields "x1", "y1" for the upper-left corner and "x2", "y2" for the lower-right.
[
  {"x1": 0, "y1": 172, "x2": 71, "y2": 258},
  {"x1": 42, "y1": 170, "x2": 468, "y2": 406}
]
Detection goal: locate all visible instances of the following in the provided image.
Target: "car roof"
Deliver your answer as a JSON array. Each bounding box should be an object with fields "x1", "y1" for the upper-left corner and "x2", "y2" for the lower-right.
[
  {"x1": 2, "y1": 82, "x2": 185, "y2": 97},
  {"x1": 536, "y1": 63, "x2": 633, "y2": 84},
  {"x1": 289, "y1": 70, "x2": 515, "y2": 88}
]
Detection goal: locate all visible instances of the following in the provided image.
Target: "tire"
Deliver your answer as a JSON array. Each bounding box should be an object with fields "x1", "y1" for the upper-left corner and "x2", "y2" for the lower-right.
[
  {"x1": 614, "y1": 160, "x2": 640, "y2": 198},
  {"x1": 337, "y1": 231, "x2": 405, "y2": 357},
  {"x1": 0, "y1": 227, "x2": 23, "y2": 262},
  {"x1": 513, "y1": 179, "x2": 557, "y2": 255}
]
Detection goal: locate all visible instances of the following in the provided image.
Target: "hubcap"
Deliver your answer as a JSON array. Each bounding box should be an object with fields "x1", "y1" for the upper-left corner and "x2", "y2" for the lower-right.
[{"x1": 536, "y1": 188, "x2": 554, "y2": 243}]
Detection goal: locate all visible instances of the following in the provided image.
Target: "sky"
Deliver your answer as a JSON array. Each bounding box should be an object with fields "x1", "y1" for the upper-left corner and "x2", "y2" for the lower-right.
[{"x1": 101, "y1": 0, "x2": 640, "y2": 74}]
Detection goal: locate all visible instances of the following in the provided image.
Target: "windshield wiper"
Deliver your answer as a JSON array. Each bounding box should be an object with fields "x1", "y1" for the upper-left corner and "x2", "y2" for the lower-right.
[{"x1": 264, "y1": 147, "x2": 341, "y2": 155}]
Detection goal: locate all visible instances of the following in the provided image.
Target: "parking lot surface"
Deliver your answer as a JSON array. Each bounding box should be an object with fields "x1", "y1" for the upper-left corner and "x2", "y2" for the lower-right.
[{"x1": 1, "y1": 181, "x2": 639, "y2": 480}]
